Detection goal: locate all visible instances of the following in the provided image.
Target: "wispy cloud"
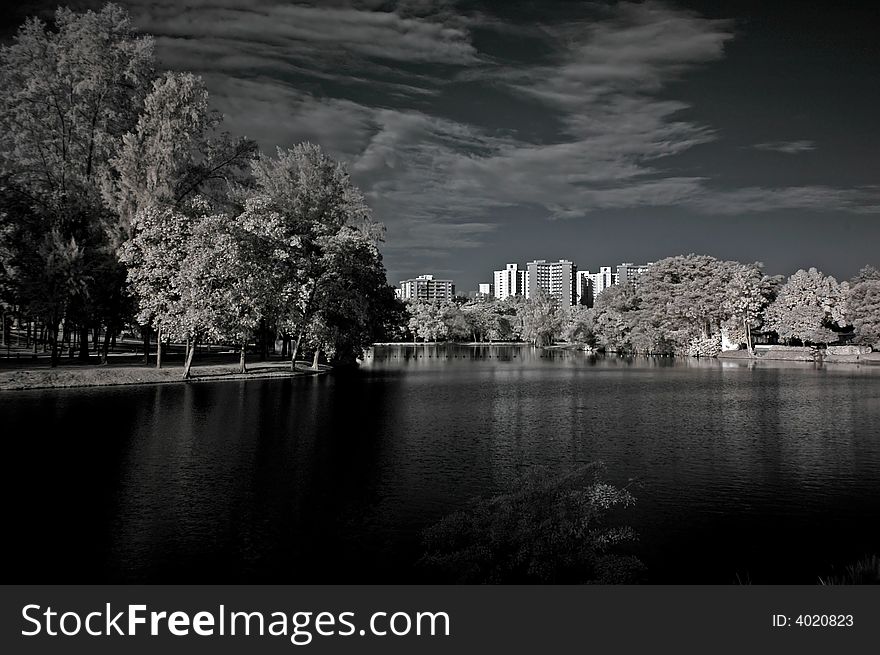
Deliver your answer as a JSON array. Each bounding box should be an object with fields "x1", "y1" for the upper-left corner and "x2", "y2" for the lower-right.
[
  {"x1": 90, "y1": 0, "x2": 880, "y2": 274},
  {"x1": 751, "y1": 140, "x2": 817, "y2": 154}
]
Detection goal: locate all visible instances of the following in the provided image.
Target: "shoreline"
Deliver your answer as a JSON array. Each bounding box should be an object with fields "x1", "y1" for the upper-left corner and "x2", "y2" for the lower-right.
[
  {"x1": 0, "y1": 360, "x2": 330, "y2": 392},
  {"x1": 5, "y1": 345, "x2": 878, "y2": 392}
]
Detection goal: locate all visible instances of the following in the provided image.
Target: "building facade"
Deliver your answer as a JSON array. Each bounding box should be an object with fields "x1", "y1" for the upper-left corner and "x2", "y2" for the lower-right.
[
  {"x1": 616, "y1": 262, "x2": 653, "y2": 290},
  {"x1": 398, "y1": 274, "x2": 455, "y2": 301},
  {"x1": 526, "y1": 259, "x2": 577, "y2": 306},
  {"x1": 493, "y1": 263, "x2": 525, "y2": 300}
]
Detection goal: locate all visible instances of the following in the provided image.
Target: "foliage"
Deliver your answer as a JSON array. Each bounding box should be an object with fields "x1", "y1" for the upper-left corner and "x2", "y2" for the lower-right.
[
  {"x1": 0, "y1": 3, "x2": 155, "y2": 205},
  {"x1": 245, "y1": 144, "x2": 384, "y2": 362},
  {"x1": 420, "y1": 464, "x2": 643, "y2": 584},
  {"x1": 561, "y1": 305, "x2": 597, "y2": 346},
  {"x1": 118, "y1": 203, "x2": 200, "y2": 336},
  {"x1": 846, "y1": 266, "x2": 880, "y2": 347},
  {"x1": 106, "y1": 71, "x2": 255, "y2": 239},
  {"x1": 639, "y1": 254, "x2": 743, "y2": 348},
  {"x1": 306, "y1": 226, "x2": 399, "y2": 365},
  {"x1": 764, "y1": 268, "x2": 848, "y2": 345},
  {"x1": 519, "y1": 288, "x2": 562, "y2": 346},
  {"x1": 721, "y1": 264, "x2": 782, "y2": 352},
  {"x1": 592, "y1": 285, "x2": 642, "y2": 353},
  {"x1": 0, "y1": 3, "x2": 155, "y2": 363}
]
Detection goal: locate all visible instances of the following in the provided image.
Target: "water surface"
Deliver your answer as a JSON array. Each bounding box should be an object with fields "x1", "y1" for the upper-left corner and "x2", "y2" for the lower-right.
[{"x1": 4, "y1": 345, "x2": 880, "y2": 583}]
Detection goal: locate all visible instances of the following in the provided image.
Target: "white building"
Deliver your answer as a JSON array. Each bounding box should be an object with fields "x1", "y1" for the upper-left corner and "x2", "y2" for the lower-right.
[
  {"x1": 399, "y1": 274, "x2": 455, "y2": 301},
  {"x1": 587, "y1": 266, "x2": 615, "y2": 298},
  {"x1": 493, "y1": 263, "x2": 525, "y2": 300}
]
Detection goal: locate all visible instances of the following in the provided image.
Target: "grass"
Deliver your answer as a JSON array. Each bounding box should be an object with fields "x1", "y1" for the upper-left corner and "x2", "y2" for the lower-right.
[
  {"x1": 0, "y1": 358, "x2": 328, "y2": 391},
  {"x1": 818, "y1": 555, "x2": 880, "y2": 585}
]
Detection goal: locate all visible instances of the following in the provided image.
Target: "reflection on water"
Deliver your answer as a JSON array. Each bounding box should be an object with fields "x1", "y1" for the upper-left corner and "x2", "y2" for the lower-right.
[{"x1": 5, "y1": 344, "x2": 880, "y2": 583}]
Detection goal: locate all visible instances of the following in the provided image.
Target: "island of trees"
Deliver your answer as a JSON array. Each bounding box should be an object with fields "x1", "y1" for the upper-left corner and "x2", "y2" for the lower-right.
[{"x1": 0, "y1": 4, "x2": 402, "y2": 378}]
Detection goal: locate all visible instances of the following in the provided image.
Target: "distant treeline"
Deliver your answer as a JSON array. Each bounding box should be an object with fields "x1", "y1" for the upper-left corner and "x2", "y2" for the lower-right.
[{"x1": 400, "y1": 255, "x2": 880, "y2": 356}]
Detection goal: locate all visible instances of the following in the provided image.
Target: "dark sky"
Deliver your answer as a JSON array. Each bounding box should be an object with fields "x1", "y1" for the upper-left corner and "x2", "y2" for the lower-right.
[{"x1": 4, "y1": 1, "x2": 879, "y2": 290}]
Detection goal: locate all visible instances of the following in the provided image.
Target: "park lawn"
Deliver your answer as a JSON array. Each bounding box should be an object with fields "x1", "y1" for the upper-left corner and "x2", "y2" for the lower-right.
[{"x1": 0, "y1": 359, "x2": 327, "y2": 391}]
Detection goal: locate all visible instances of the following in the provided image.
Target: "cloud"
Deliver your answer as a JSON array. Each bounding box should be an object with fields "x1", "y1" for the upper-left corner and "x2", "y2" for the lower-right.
[
  {"x1": 751, "y1": 140, "x2": 817, "y2": 154},
  {"x1": 80, "y1": 0, "x2": 878, "y2": 276},
  {"x1": 132, "y1": 0, "x2": 479, "y2": 66}
]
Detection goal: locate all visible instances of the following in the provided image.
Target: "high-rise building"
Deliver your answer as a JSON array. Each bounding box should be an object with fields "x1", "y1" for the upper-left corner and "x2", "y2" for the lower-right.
[
  {"x1": 616, "y1": 262, "x2": 653, "y2": 290},
  {"x1": 526, "y1": 259, "x2": 577, "y2": 306},
  {"x1": 575, "y1": 271, "x2": 593, "y2": 306},
  {"x1": 493, "y1": 263, "x2": 524, "y2": 300},
  {"x1": 399, "y1": 274, "x2": 455, "y2": 301},
  {"x1": 478, "y1": 283, "x2": 493, "y2": 296},
  {"x1": 585, "y1": 266, "x2": 615, "y2": 299}
]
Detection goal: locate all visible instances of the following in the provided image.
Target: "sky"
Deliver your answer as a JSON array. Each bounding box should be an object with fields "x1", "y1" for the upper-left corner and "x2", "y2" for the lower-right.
[{"x1": 3, "y1": 1, "x2": 879, "y2": 291}]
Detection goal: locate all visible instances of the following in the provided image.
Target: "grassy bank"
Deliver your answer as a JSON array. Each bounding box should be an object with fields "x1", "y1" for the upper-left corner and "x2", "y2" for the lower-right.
[{"x1": 0, "y1": 359, "x2": 329, "y2": 392}]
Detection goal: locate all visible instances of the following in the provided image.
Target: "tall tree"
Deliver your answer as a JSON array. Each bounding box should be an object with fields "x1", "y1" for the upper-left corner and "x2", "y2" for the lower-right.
[
  {"x1": 764, "y1": 268, "x2": 848, "y2": 345},
  {"x1": 592, "y1": 285, "x2": 641, "y2": 353},
  {"x1": 639, "y1": 254, "x2": 740, "y2": 350},
  {"x1": 0, "y1": 3, "x2": 155, "y2": 365},
  {"x1": 118, "y1": 202, "x2": 202, "y2": 368},
  {"x1": 722, "y1": 263, "x2": 781, "y2": 355},
  {"x1": 847, "y1": 266, "x2": 880, "y2": 347},
  {"x1": 105, "y1": 71, "x2": 255, "y2": 239},
  {"x1": 304, "y1": 226, "x2": 397, "y2": 366},
  {"x1": 246, "y1": 144, "x2": 378, "y2": 368},
  {"x1": 519, "y1": 289, "x2": 561, "y2": 347}
]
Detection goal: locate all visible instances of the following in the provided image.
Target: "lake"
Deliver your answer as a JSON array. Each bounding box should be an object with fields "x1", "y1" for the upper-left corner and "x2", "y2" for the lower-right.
[{"x1": 4, "y1": 344, "x2": 880, "y2": 583}]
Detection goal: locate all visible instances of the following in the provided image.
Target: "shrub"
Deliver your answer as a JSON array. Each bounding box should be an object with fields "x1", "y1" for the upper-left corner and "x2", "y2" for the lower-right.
[{"x1": 419, "y1": 464, "x2": 644, "y2": 583}]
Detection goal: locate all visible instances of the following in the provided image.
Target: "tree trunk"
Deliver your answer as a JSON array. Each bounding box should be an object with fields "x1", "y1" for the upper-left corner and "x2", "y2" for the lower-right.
[
  {"x1": 156, "y1": 326, "x2": 163, "y2": 369},
  {"x1": 49, "y1": 320, "x2": 60, "y2": 368},
  {"x1": 182, "y1": 338, "x2": 196, "y2": 379},
  {"x1": 311, "y1": 347, "x2": 321, "y2": 370},
  {"x1": 239, "y1": 342, "x2": 247, "y2": 374},
  {"x1": 745, "y1": 319, "x2": 754, "y2": 357},
  {"x1": 281, "y1": 335, "x2": 289, "y2": 358},
  {"x1": 290, "y1": 332, "x2": 303, "y2": 372},
  {"x1": 142, "y1": 326, "x2": 151, "y2": 365},
  {"x1": 78, "y1": 325, "x2": 90, "y2": 362},
  {"x1": 259, "y1": 320, "x2": 268, "y2": 361},
  {"x1": 100, "y1": 327, "x2": 112, "y2": 365}
]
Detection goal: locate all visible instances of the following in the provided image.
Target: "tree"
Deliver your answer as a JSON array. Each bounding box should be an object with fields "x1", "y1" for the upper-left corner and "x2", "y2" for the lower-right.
[
  {"x1": 561, "y1": 305, "x2": 597, "y2": 346},
  {"x1": 0, "y1": 3, "x2": 155, "y2": 365},
  {"x1": 722, "y1": 263, "x2": 780, "y2": 355},
  {"x1": 520, "y1": 288, "x2": 561, "y2": 346},
  {"x1": 304, "y1": 226, "x2": 398, "y2": 367},
  {"x1": 105, "y1": 71, "x2": 255, "y2": 239},
  {"x1": 765, "y1": 268, "x2": 848, "y2": 345},
  {"x1": 245, "y1": 144, "x2": 377, "y2": 368},
  {"x1": 441, "y1": 301, "x2": 471, "y2": 341},
  {"x1": 118, "y1": 203, "x2": 201, "y2": 368},
  {"x1": 592, "y1": 285, "x2": 641, "y2": 353},
  {"x1": 847, "y1": 266, "x2": 880, "y2": 347},
  {"x1": 639, "y1": 254, "x2": 740, "y2": 352},
  {"x1": 176, "y1": 211, "x2": 272, "y2": 376},
  {"x1": 406, "y1": 301, "x2": 446, "y2": 342}
]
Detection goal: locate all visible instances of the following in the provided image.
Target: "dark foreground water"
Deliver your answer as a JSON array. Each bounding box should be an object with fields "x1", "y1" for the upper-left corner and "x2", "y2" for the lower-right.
[{"x1": 4, "y1": 345, "x2": 880, "y2": 583}]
